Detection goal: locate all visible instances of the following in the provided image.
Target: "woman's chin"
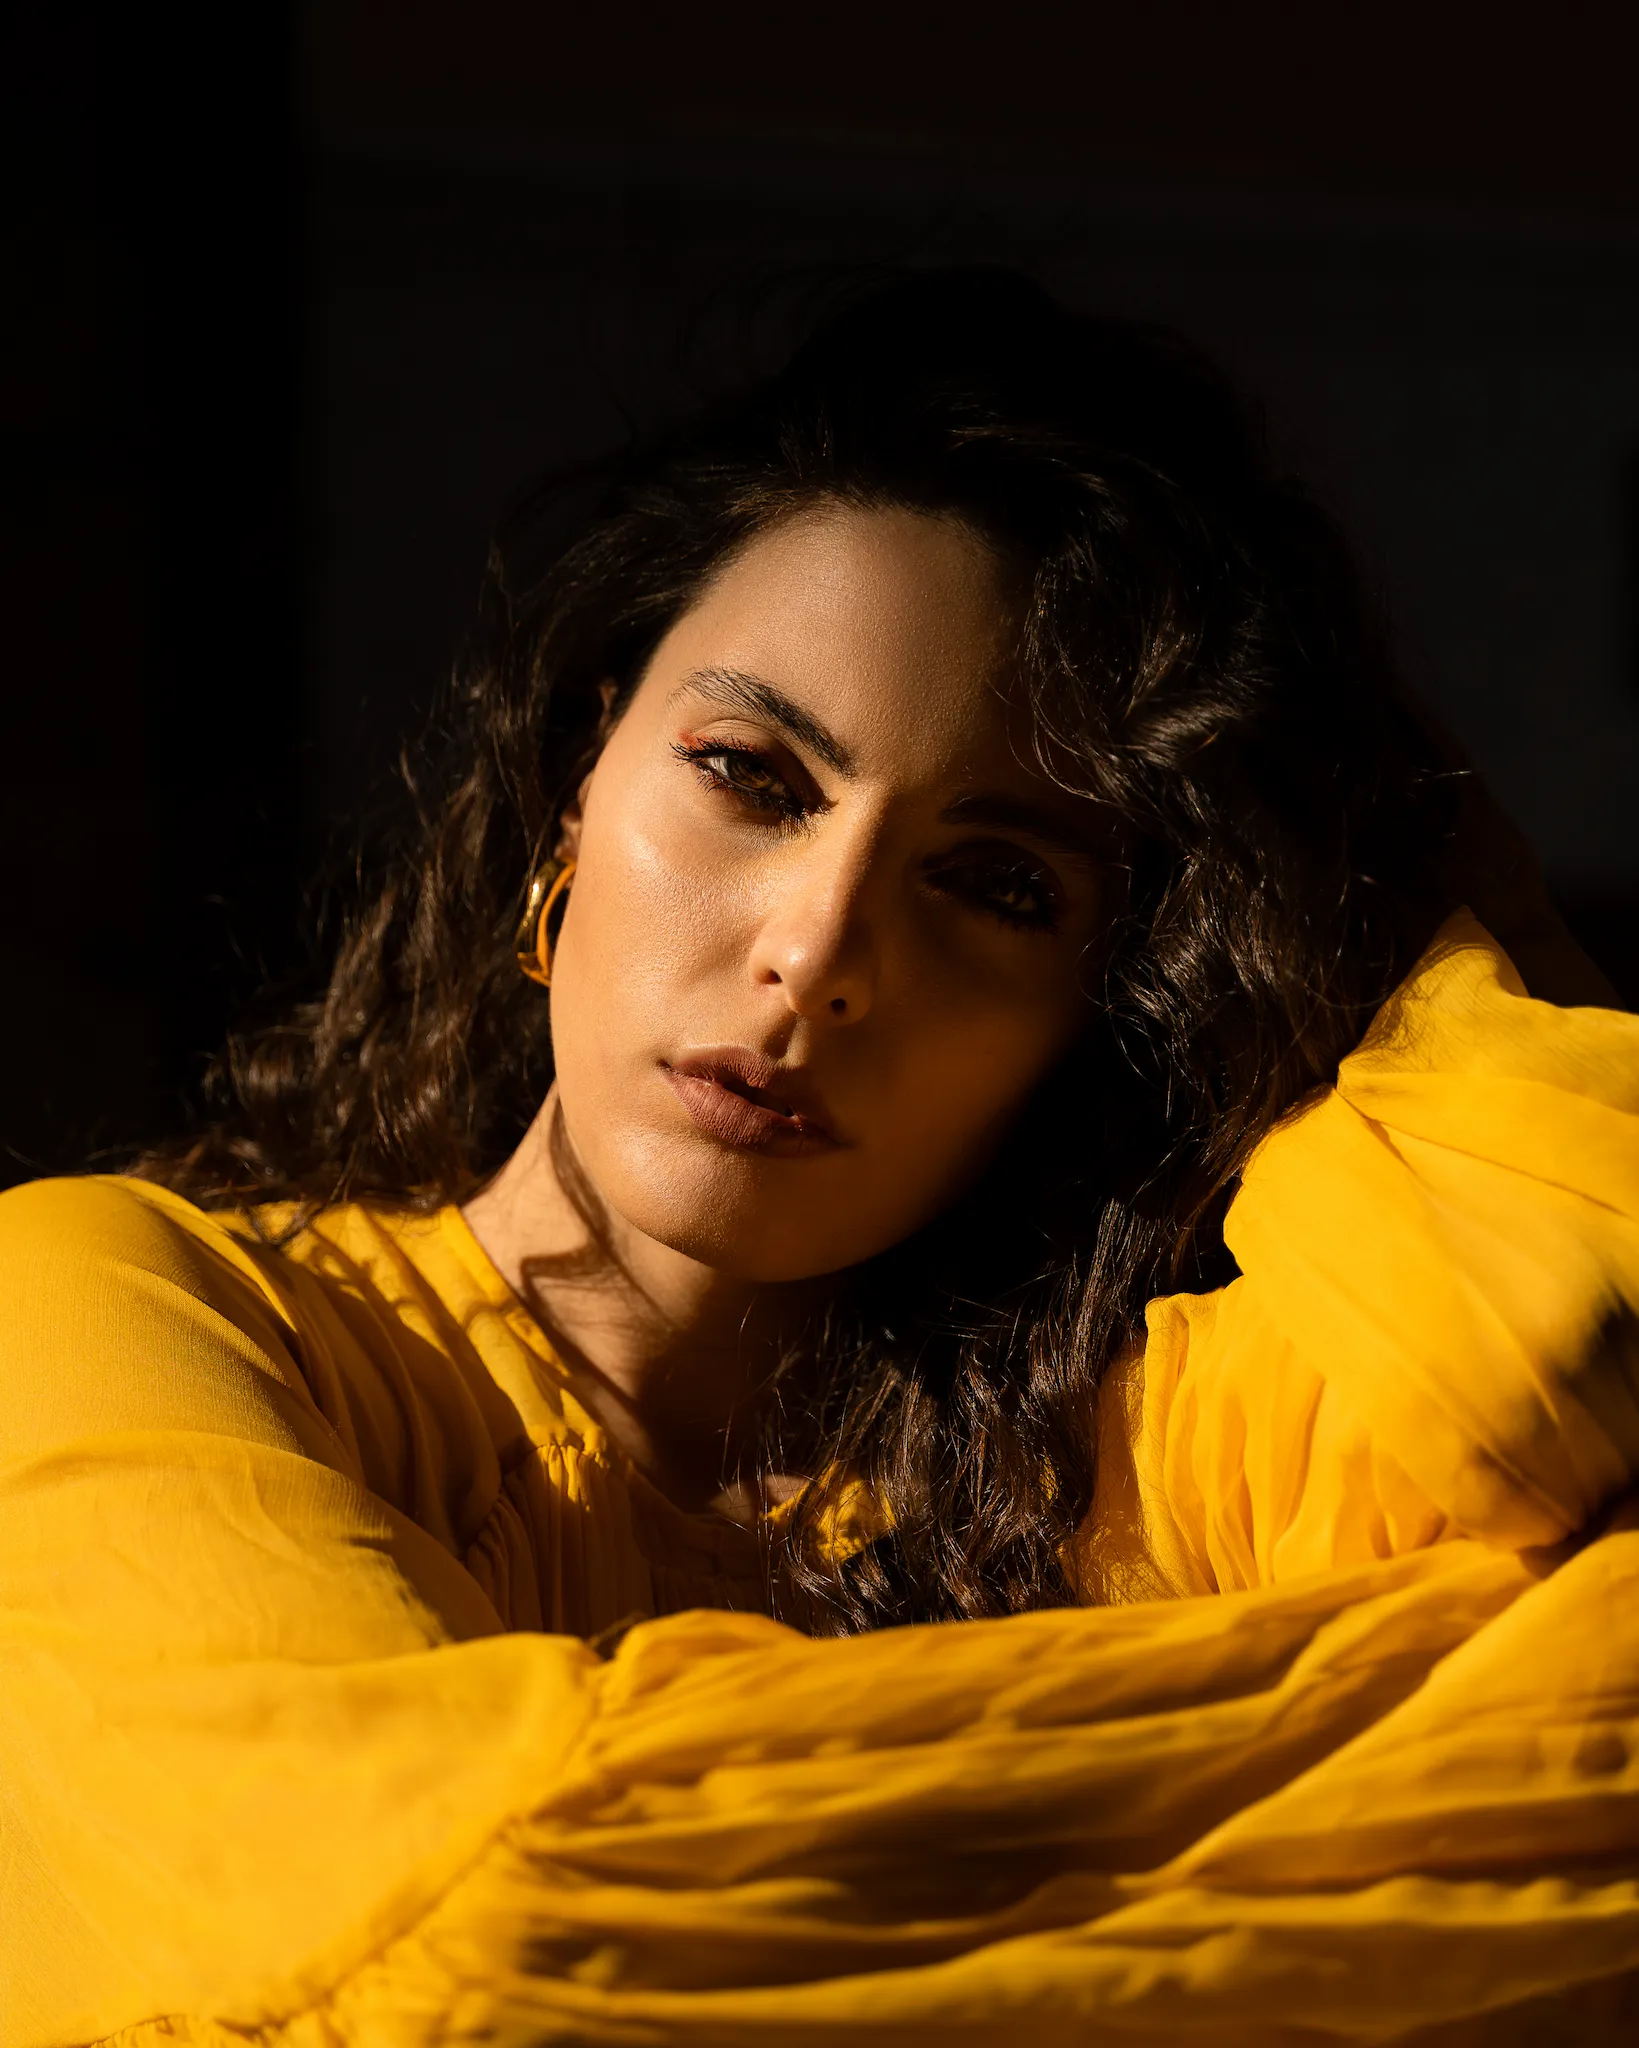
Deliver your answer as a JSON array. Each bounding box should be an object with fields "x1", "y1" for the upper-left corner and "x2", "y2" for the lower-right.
[{"x1": 597, "y1": 1126, "x2": 887, "y2": 1283}]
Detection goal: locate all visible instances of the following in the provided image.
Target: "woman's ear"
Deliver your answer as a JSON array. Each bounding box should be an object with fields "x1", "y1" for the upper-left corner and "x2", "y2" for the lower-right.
[
  {"x1": 555, "y1": 778, "x2": 590, "y2": 863},
  {"x1": 554, "y1": 679, "x2": 622, "y2": 862}
]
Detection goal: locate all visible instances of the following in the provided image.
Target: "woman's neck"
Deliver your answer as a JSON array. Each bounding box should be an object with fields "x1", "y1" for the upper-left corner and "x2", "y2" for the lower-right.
[{"x1": 461, "y1": 1092, "x2": 814, "y2": 1516}]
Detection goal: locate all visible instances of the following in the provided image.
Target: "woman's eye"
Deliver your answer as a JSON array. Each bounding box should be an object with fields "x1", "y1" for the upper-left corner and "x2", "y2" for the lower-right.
[
  {"x1": 672, "y1": 740, "x2": 803, "y2": 819},
  {"x1": 935, "y1": 856, "x2": 1060, "y2": 933}
]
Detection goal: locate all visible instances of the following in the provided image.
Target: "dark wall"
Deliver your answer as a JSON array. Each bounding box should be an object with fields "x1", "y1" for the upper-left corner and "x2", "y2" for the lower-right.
[
  {"x1": 6, "y1": 2, "x2": 1638, "y2": 1187},
  {"x1": 311, "y1": 143, "x2": 1639, "y2": 886},
  {"x1": 5, "y1": 7, "x2": 301, "y2": 1183}
]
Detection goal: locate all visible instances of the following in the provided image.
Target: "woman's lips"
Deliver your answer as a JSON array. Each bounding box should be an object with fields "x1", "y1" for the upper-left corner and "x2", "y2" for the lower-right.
[{"x1": 661, "y1": 1052, "x2": 842, "y2": 1158}]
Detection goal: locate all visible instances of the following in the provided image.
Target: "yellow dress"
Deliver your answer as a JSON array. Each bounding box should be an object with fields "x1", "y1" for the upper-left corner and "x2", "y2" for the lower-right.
[{"x1": 3, "y1": 911, "x2": 1638, "y2": 2045}]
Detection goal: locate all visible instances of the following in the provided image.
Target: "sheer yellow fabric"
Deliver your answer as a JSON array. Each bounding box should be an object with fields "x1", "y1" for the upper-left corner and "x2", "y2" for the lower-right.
[{"x1": 3, "y1": 911, "x2": 1638, "y2": 2044}]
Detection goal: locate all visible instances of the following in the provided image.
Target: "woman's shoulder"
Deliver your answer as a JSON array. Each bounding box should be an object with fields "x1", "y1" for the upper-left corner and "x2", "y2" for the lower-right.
[
  {"x1": 0, "y1": 1176, "x2": 537, "y2": 1530},
  {"x1": 0, "y1": 1171, "x2": 585, "y2": 1455},
  {"x1": 0, "y1": 1171, "x2": 305, "y2": 1343},
  {"x1": 0, "y1": 1175, "x2": 514, "y2": 1371},
  {"x1": 0, "y1": 1166, "x2": 243, "y2": 1251},
  {"x1": 0, "y1": 1173, "x2": 354, "y2": 1468}
]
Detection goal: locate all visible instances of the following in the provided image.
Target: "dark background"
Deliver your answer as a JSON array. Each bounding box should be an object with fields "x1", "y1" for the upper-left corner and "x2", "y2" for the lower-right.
[{"x1": 6, "y1": 2, "x2": 1639, "y2": 1187}]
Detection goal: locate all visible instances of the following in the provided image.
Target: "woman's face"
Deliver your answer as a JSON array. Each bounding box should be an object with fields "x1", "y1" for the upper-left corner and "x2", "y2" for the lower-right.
[{"x1": 547, "y1": 502, "x2": 1112, "y2": 1283}]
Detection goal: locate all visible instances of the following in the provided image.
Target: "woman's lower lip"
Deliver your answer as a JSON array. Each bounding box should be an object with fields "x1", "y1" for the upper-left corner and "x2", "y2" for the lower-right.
[{"x1": 662, "y1": 1069, "x2": 838, "y2": 1157}]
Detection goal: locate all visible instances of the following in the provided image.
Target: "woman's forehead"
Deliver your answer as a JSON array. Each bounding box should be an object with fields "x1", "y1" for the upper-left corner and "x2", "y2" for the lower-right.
[{"x1": 646, "y1": 502, "x2": 1032, "y2": 769}]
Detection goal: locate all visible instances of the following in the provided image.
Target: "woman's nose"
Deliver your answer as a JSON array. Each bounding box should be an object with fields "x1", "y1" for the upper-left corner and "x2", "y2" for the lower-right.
[{"x1": 749, "y1": 850, "x2": 878, "y2": 1024}]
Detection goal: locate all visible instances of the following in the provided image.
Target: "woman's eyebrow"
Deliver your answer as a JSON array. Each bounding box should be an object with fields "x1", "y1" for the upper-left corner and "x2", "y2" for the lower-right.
[
  {"x1": 668, "y1": 666, "x2": 857, "y2": 776},
  {"x1": 939, "y1": 790, "x2": 1109, "y2": 867},
  {"x1": 669, "y1": 667, "x2": 1104, "y2": 863}
]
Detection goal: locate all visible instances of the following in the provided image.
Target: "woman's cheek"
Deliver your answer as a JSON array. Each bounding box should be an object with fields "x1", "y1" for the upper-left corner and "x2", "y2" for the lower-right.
[
  {"x1": 907, "y1": 987, "x2": 1078, "y2": 1163},
  {"x1": 625, "y1": 814, "x2": 765, "y2": 1001},
  {"x1": 564, "y1": 784, "x2": 759, "y2": 1042}
]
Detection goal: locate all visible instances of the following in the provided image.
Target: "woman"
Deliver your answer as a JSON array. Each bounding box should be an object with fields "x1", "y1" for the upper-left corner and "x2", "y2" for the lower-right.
[{"x1": 3, "y1": 271, "x2": 1637, "y2": 2044}]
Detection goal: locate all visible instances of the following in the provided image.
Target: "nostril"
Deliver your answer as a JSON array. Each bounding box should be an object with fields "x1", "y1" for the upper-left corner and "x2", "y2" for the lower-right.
[{"x1": 830, "y1": 996, "x2": 848, "y2": 1015}]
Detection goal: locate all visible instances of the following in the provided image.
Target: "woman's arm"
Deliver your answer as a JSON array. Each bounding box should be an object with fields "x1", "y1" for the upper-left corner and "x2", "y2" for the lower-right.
[
  {"x1": 5, "y1": 1178, "x2": 1637, "y2": 2042},
  {"x1": 0, "y1": 1175, "x2": 603, "y2": 2042},
  {"x1": 1099, "y1": 908, "x2": 1639, "y2": 1598}
]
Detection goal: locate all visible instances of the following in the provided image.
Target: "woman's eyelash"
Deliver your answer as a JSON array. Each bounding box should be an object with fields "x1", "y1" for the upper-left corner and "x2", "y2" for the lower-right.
[
  {"x1": 933, "y1": 857, "x2": 1061, "y2": 934},
  {"x1": 673, "y1": 739, "x2": 1060, "y2": 932},
  {"x1": 671, "y1": 738, "x2": 806, "y2": 819}
]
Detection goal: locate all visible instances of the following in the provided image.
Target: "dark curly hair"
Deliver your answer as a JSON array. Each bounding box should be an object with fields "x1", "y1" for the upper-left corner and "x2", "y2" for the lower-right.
[{"x1": 139, "y1": 269, "x2": 1456, "y2": 1632}]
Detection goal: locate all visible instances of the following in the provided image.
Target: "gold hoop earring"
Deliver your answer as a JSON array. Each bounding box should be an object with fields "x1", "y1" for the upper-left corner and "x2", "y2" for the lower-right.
[{"x1": 515, "y1": 859, "x2": 576, "y2": 987}]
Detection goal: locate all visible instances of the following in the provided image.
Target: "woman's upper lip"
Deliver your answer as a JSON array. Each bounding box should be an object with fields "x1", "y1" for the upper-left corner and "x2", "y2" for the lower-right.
[{"x1": 664, "y1": 1047, "x2": 843, "y2": 1141}]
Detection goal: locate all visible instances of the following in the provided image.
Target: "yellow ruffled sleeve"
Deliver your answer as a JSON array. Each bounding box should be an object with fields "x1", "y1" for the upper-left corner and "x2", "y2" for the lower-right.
[
  {"x1": 0, "y1": 1175, "x2": 602, "y2": 2045},
  {"x1": 1103, "y1": 910, "x2": 1639, "y2": 1597}
]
